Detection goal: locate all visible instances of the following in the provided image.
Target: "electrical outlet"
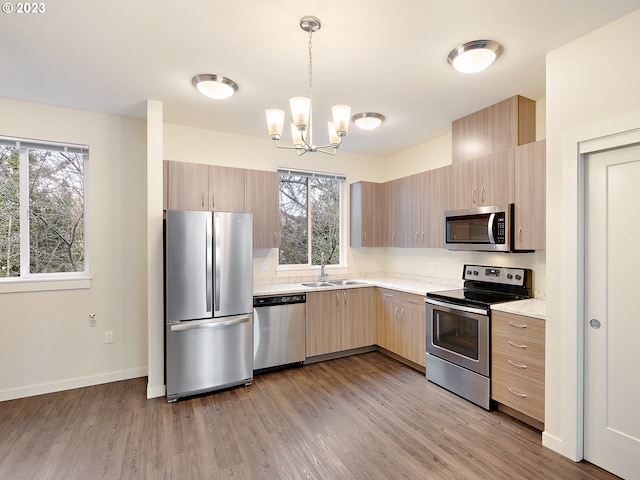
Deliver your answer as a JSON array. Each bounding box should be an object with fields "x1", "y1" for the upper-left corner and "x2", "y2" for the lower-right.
[
  {"x1": 104, "y1": 331, "x2": 114, "y2": 344},
  {"x1": 258, "y1": 262, "x2": 268, "y2": 272}
]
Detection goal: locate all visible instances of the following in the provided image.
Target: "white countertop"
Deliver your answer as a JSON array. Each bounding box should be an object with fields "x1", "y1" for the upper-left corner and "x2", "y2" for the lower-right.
[
  {"x1": 253, "y1": 276, "x2": 455, "y2": 298},
  {"x1": 254, "y1": 277, "x2": 547, "y2": 321},
  {"x1": 491, "y1": 298, "x2": 546, "y2": 320}
]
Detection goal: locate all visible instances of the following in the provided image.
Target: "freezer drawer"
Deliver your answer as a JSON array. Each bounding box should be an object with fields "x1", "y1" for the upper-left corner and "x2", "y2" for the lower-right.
[{"x1": 166, "y1": 314, "x2": 253, "y2": 402}]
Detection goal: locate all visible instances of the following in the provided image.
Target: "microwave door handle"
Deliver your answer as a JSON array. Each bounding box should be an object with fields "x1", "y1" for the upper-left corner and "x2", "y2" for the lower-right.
[{"x1": 487, "y1": 213, "x2": 496, "y2": 244}]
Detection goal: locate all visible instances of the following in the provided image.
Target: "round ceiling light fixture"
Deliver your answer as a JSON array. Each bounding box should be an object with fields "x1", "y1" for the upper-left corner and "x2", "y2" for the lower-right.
[
  {"x1": 352, "y1": 112, "x2": 385, "y2": 130},
  {"x1": 447, "y1": 40, "x2": 502, "y2": 74},
  {"x1": 192, "y1": 74, "x2": 238, "y2": 99}
]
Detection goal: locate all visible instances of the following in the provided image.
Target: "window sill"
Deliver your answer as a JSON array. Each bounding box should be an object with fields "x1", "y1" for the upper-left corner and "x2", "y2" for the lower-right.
[
  {"x1": 0, "y1": 276, "x2": 92, "y2": 294},
  {"x1": 276, "y1": 265, "x2": 348, "y2": 279}
]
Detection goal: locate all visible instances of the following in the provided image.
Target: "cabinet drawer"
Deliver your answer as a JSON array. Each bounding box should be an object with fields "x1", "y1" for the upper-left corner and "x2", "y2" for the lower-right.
[
  {"x1": 492, "y1": 365, "x2": 545, "y2": 422},
  {"x1": 492, "y1": 311, "x2": 545, "y2": 345},
  {"x1": 492, "y1": 347, "x2": 544, "y2": 384}
]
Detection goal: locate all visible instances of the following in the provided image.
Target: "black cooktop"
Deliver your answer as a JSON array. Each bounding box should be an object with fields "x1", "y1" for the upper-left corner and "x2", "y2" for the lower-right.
[
  {"x1": 425, "y1": 264, "x2": 532, "y2": 309},
  {"x1": 426, "y1": 288, "x2": 529, "y2": 309}
]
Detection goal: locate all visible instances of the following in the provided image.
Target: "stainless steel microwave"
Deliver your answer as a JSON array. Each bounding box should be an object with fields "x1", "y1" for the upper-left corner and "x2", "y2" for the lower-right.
[{"x1": 444, "y1": 204, "x2": 513, "y2": 252}]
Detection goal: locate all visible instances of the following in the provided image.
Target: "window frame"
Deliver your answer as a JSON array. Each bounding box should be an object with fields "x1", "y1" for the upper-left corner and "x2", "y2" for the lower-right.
[
  {"x1": 276, "y1": 168, "x2": 348, "y2": 275},
  {"x1": 0, "y1": 136, "x2": 90, "y2": 285}
]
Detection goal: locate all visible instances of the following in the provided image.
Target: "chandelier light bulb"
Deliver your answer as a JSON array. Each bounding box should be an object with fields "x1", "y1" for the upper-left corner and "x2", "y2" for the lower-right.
[{"x1": 265, "y1": 109, "x2": 285, "y2": 139}]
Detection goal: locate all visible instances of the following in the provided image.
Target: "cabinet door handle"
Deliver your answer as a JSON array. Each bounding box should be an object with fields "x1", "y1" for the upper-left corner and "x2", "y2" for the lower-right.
[
  {"x1": 508, "y1": 321, "x2": 528, "y2": 328},
  {"x1": 336, "y1": 292, "x2": 340, "y2": 307},
  {"x1": 508, "y1": 340, "x2": 528, "y2": 349},
  {"x1": 471, "y1": 188, "x2": 476, "y2": 205},
  {"x1": 480, "y1": 186, "x2": 485, "y2": 204},
  {"x1": 518, "y1": 227, "x2": 523, "y2": 243},
  {"x1": 364, "y1": 232, "x2": 367, "y2": 245},
  {"x1": 508, "y1": 387, "x2": 528, "y2": 398},
  {"x1": 343, "y1": 291, "x2": 347, "y2": 306},
  {"x1": 400, "y1": 308, "x2": 405, "y2": 321},
  {"x1": 392, "y1": 232, "x2": 396, "y2": 246},
  {"x1": 421, "y1": 232, "x2": 425, "y2": 246},
  {"x1": 508, "y1": 360, "x2": 528, "y2": 369},
  {"x1": 394, "y1": 306, "x2": 399, "y2": 321},
  {"x1": 202, "y1": 193, "x2": 205, "y2": 207},
  {"x1": 212, "y1": 193, "x2": 215, "y2": 209}
]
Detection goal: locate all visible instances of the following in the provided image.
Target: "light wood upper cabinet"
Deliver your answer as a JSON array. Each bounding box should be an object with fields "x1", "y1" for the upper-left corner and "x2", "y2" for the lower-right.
[
  {"x1": 452, "y1": 95, "x2": 536, "y2": 164},
  {"x1": 244, "y1": 169, "x2": 280, "y2": 249},
  {"x1": 451, "y1": 149, "x2": 515, "y2": 210},
  {"x1": 491, "y1": 310, "x2": 545, "y2": 425},
  {"x1": 306, "y1": 288, "x2": 375, "y2": 357},
  {"x1": 165, "y1": 161, "x2": 210, "y2": 211},
  {"x1": 164, "y1": 161, "x2": 245, "y2": 212},
  {"x1": 382, "y1": 179, "x2": 398, "y2": 246},
  {"x1": 514, "y1": 140, "x2": 546, "y2": 250},
  {"x1": 209, "y1": 165, "x2": 245, "y2": 212},
  {"x1": 350, "y1": 182, "x2": 384, "y2": 247},
  {"x1": 420, "y1": 166, "x2": 451, "y2": 248},
  {"x1": 396, "y1": 174, "x2": 422, "y2": 248}
]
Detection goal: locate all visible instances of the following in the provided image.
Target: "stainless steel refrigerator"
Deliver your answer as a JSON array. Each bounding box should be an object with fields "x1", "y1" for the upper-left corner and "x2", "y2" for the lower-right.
[{"x1": 164, "y1": 210, "x2": 253, "y2": 402}]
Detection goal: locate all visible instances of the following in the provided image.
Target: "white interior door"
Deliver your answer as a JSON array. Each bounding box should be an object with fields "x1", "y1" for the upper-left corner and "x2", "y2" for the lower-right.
[{"x1": 585, "y1": 143, "x2": 640, "y2": 479}]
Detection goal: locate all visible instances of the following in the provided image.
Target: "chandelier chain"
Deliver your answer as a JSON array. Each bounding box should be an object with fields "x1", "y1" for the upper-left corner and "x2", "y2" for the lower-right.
[{"x1": 307, "y1": 29, "x2": 313, "y2": 93}]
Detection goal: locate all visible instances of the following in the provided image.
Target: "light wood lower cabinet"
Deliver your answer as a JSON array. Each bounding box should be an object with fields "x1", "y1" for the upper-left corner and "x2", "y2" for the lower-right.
[
  {"x1": 306, "y1": 288, "x2": 375, "y2": 357},
  {"x1": 491, "y1": 310, "x2": 545, "y2": 424},
  {"x1": 376, "y1": 289, "x2": 426, "y2": 367}
]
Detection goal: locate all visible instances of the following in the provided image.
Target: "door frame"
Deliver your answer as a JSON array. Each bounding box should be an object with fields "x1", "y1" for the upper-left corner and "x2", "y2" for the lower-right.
[{"x1": 549, "y1": 111, "x2": 640, "y2": 461}]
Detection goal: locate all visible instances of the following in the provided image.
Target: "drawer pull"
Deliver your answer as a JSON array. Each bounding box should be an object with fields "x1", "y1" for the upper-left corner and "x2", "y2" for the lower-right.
[
  {"x1": 508, "y1": 340, "x2": 527, "y2": 349},
  {"x1": 508, "y1": 360, "x2": 528, "y2": 369},
  {"x1": 384, "y1": 293, "x2": 394, "y2": 298},
  {"x1": 508, "y1": 321, "x2": 528, "y2": 328},
  {"x1": 508, "y1": 387, "x2": 528, "y2": 398},
  {"x1": 408, "y1": 299, "x2": 419, "y2": 303}
]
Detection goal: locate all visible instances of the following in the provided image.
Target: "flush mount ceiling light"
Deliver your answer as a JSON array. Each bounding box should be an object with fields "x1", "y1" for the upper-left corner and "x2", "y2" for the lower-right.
[
  {"x1": 448, "y1": 40, "x2": 502, "y2": 74},
  {"x1": 352, "y1": 112, "x2": 385, "y2": 130},
  {"x1": 192, "y1": 74, "x2": 238, "y2": 99},
  {"x1": 265, "y1": 16, "x2": 351, "y2": 155}
]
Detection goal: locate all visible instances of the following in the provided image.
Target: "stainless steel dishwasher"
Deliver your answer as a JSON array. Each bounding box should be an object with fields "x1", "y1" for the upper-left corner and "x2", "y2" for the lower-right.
[{"x1": 253, "y1": 294, "x2": 306, "y2": 371}]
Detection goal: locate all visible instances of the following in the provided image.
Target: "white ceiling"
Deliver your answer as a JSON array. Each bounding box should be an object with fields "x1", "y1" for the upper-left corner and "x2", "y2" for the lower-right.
[{"x1": 2, "y1": 0, "x2": 639, "y2": 156}]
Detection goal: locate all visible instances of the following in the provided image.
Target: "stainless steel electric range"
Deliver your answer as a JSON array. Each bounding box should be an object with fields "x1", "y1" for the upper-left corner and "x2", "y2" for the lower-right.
[{"x1": 425, "y1": 264, "x2": 532, "y2": 410}]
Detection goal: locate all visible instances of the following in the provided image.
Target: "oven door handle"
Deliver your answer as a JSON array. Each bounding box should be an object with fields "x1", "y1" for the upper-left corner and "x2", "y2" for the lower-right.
[
  {"x1": 425, "y1": 298, "x2": 488, "y2": 316},
  {"x1": 487, "y1": 213, "x2": 496, "y2": 244}
]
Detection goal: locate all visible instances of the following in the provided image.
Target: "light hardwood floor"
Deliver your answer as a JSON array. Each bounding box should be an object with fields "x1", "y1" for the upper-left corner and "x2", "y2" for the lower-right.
[{"x1": 0, "y1": 352, "x2": 619, "y2": 479}]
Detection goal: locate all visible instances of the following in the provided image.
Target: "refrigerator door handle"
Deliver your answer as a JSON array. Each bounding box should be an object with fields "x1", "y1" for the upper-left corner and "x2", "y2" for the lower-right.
[
  {"x1": 214, "y1": 214, "x2": 221, "y2": 313},
  {"x1": 206, "y1": 214, "x2": 213, "y2": 314},
  {"x1": 170, "y1": 314, "x2": 251, "y2": 332}
]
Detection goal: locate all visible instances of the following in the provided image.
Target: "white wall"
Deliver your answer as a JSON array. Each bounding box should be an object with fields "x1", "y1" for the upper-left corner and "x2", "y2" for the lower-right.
[
  {"x1": 544, "y1": 8, "x2": 640, "y2": 460},
  {"x1": 0, "y1": 98, "x2": 148, "y2": 400}
]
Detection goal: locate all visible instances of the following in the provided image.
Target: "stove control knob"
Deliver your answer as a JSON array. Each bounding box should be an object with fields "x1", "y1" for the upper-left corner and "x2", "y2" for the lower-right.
[
  {"x1": 515, "y1": 274, "x2": 522, "y2": 281},
  {"x1": 466, "y1": 270, "x2": 472, "y2": 275},
  {"x1": 473, "y1": 270, "x2": 479, "y2": 276},
  {"x1": 506, "y1": 273, "x2": 513, "y2": 280}
]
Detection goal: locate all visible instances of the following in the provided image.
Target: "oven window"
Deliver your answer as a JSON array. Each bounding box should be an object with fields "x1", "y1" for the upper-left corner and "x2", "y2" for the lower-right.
[{"x1": 432, "y1": 310, "x2": 479, "y2": 360}]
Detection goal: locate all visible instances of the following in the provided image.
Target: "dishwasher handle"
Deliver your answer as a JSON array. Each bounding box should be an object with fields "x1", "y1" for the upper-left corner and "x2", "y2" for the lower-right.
[{"x1": 169, "y1": 314, "x2": 251, "y2": 332}]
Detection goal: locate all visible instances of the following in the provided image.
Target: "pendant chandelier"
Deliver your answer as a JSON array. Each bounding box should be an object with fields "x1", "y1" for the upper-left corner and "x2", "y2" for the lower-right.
[{"x1": 265, "y1": 16, "x2": 351, "y2": 155}]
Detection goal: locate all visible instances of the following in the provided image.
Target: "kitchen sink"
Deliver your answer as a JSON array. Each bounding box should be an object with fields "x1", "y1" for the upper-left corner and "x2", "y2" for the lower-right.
[
  {"x1": 301, "y1": 282, "x2": 333, "y2": 288},
  {"x1": 328, "y1": 279, "x2": 368, "y2": 286}
]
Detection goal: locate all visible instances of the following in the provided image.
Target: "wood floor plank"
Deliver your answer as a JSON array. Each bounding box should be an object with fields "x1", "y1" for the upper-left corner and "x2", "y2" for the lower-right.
[{"x1": 0, "y1": 352, "x2": 619, "y2": 480}]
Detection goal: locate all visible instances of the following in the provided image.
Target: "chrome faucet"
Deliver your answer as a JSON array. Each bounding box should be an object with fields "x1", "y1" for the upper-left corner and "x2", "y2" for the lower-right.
[{"x1": 320, "y1": 252, "x2": 327, "y2": 281}]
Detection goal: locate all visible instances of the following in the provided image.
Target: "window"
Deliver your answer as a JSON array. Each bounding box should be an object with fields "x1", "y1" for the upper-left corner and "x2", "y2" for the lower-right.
[
  {"x1": 278, "y1": 168, "x2": 345, "y2": 267},
  {"x1": 0, "y1": 136, "x2": 88, "y2": 279}
]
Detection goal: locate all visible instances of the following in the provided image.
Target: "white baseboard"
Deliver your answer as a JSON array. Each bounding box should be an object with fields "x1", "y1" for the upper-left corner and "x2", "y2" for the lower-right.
[{"x1": 0, "y1": 367, "x2": 148, "y2": 402}]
